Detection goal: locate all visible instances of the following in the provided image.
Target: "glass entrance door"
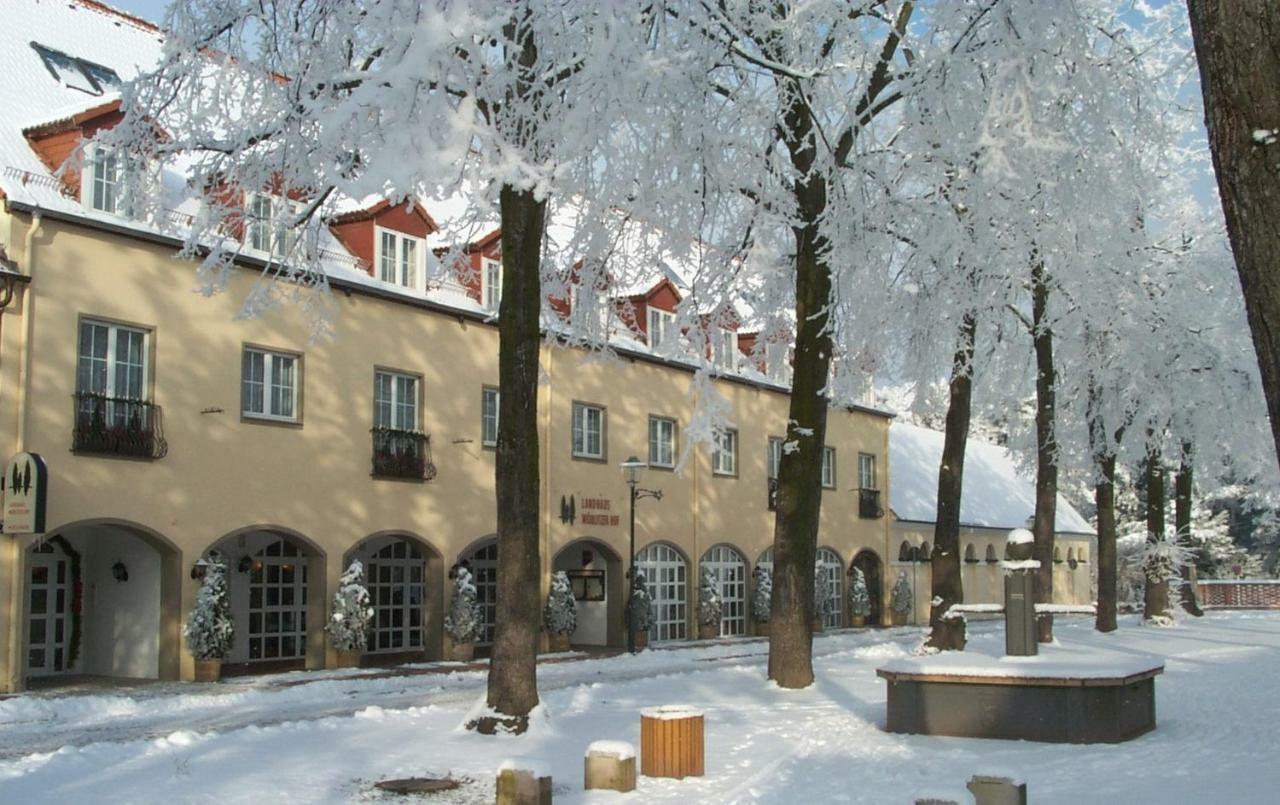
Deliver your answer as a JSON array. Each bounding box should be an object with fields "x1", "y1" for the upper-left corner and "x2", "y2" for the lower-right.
[{"x1": 27, "y1": 543, "x2": 71, "y2": 677}]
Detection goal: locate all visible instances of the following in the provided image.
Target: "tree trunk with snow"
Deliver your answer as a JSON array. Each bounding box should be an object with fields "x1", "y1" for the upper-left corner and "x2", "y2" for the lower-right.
[
  {"x1": 1186, "y1": 1, "x2": 1280, "y2": 474},
  {"x1": 1031, "y1": 261, "x2": 1058, "y2": 643},
  {"x1": 766, "y1": 81, "x2": 833, "y2": 689},
  {"x1": 1176, "y1": 443, "x2": 1204, "y2": 616},
  {"x1": 926, "y1": 313, "x2": 975, "y2": 651},
  {"x1": 1087, "y1": 377, "x2": 1121, "y2": 633},
  {"x1": 1143, "y1": 448, "x2": 1172, "y2": 621}
]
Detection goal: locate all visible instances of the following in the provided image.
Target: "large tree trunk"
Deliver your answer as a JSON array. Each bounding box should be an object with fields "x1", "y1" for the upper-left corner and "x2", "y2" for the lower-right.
[
  {"x1": 1186, "y1": 2, "x2": 1280, "y2": 473},
  {"x1": 1031, "y1": 261, "x2": 1058, "y2": 642},
  {"x1": 1087, "y1": 381, "x2": 1120, "y2": 633},
  {"x1": 926, "y1": 313, "x2": 975, "y2": 651},
  {"x1": 767, "y1": 80, "x2": 833, "y2": 690},
  {"x1": 1143, "y1": 449, "x2": 1172, "y2": 622},
  {"x1": 1176, "y1": 443, "x2": 1204, "y2": 616}
]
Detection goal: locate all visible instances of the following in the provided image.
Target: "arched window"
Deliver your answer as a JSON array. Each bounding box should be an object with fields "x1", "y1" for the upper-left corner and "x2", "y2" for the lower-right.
[
  {"x1": 898, "y1": 541, "x2": 912, "y2": 562},
  {"x1": 363, "y1": 537, "x2": 425, "y2": 654},
  {"x1": 964, "y1": 544, "x2": 977, "y2": 563},
  {"x1": 464, "y1": 542, "x2": 499, "y2": 646},
  {"x1": 701, "y1": 546, "x2": 748, "y2": 637},
  {"x1": 985, "y1": 544, "x2": 998, "y2": 563},
  {"x1": 1054, "y1": 546, "x2": 1063, "y2": 564},
  {"x1": 815, "y1": 548, "x2": 843, "y2": 629},
  {"x1": 636, "y1": 543, "x2": 688, "y2": 642},
  {"x1": 919, "y1": 542, "x2": 932, "y2": 561}
]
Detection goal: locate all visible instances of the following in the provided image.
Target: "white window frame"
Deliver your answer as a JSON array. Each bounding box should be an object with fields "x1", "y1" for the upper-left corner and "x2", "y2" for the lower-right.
[
  {"x1": 858, "y1": 452, "x2": 877, "y2": 490},
  {"x1": 246, "y1": 193, "x2": 302, "y2": 258},
  {"x1": 647, "y1": 308, "x2": 675, "y2": 351},
  {"x1": 81, "y1": 143, "x2": 155, "y2": 220},
  {"x1": 765, "y1": 340, "x2": 789, "y2": 381},
  {"x1": 572, "y1": 402, "x2": 606, "y2": 460},
  {"x1": 767, "y1": 436, "x2": 783, "y2": 480},
  {"x1": 712, "y1": 428, "x2": 738, "y2": 476},
  {"x1": 482, "y1": 257, "x2": 502, "y2": 311},
  {"x1": 77, "y1": 319, "x2": 149, "y2": 401},
  {"x1": 481, "y1": 386, "x2": 500, "y2": 447},
  {"x1": 648, "y1": 416, "x2": 676, "y2": 469},
  {"x1": 374, "y1": 369, "x2": 419, "y2": 431},
  {"x1": 713, "y1": 328, "x2": 738, "y2": 372},
  {"x1": 375, "y1": 227, "x2": 424, "y2": 292},
  {"x1": 821, "y1": 446, "x2": 836, "y2": 489},
  {"x1": 242, "y1": 347, "x2": 300, "y2": 423}
]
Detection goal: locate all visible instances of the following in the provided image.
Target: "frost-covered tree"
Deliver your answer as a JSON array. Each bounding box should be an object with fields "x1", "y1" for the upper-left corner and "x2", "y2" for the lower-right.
[
  {"x1": 890, "y1": 572, "x2": 913, "y2": 618},
  {"x1": 542, "y1": 571, "x2": 576, "y2": 637},
  {"x1": 849, "y1": 568, "x2": 871, "y2": 620},
  {"x1": 326, "y1": 561, "x2": 373, "y2": 653},
  {"x1": 752, "y1": 566, "x2": 772, "y2": 624},
  {"x1": 626, "y1": 570, "x2": 655, "y2": 635},
  {"x1": 445, "y1": 566, "x2": 483, "y2": 645},
  {"x1": 698, "y1": 567, "x2": 722, "y2": 630},
  {"x1": 185, "y1": 556, "x2": 233, "y2": 662}
]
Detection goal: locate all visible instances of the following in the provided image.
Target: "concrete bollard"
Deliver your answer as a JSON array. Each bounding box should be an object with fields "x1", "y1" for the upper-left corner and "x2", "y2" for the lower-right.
[
  {"x1": 967, "y1": 775, "x2": 1027, "y2": 805},
  {"x1": 495, "y1": 759, "x2": 552, "y2": 805},
  {"x1": 584, "y1": 740, "x2": 637, "y2": 792}
]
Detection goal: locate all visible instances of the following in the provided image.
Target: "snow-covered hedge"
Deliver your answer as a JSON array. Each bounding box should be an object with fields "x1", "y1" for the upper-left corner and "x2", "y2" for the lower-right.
[
  {"x1": 543, "y1": 570, "x2": 577, "y2": 636},
  {"x1": 890, "y1": 572, "x2": 913, "y2": 615},
  {"x1": 326, "y1": 560, "x2": 373, "y2": 652},
  {"x1": 752, "y1": 566, "x2": 772, "y2": 622},
  {"x1": 185, "y1": 556, "x2": 233, "y2": 661},
  {"x1": 698, "y1": 567, "x2": 723, "y2": 627},
  {"x1": 445, "y1": 565, "x2": 484, "y2": 643},
  {"x1": 626, "y1": 570, "x2": 655, "y2": 632},
  {"x1": 849, "y1": 568, "x2": 872, "y2": 617}
]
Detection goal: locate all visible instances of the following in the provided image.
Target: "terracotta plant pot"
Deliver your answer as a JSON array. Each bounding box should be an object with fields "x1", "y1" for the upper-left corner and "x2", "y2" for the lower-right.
[
  {"x1": 755, "y1": 620, "x2": 771, "y2": 638},
  {"x1": 445, "y1": 637, "x2": 475, "y2": 662},
  {"x1": 891, "y1": 611, "x2": 908, "y2": 626},
  {"x1": 812, "y1": 618, "x2": 824, "y2": 633},
  {"x1": 548, "y1": 633, "x2": 572, "y2": 653},
  {"x1": 193, "y1": 659, "x2": 221, "y2": 683},
  {"x1": 634, "y1": 631, "x2": 649, "y2": 651},
  {"x1": 697, "y1": 623, "x2": 719, "y2": 640},
  {"x1": 851, "y1": 615, "x2": 866, "y2": 628},
  {"x1": 333, "y1": 649, "x2": 362, "y2": 669}
]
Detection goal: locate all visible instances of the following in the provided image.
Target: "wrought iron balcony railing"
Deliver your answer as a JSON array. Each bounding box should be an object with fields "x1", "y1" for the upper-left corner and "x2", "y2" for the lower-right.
[
  {"x1": 72, "y1": 393, "x2": 167, "y2": 459},
  {"x1": 371, "y1": 427, "x2": 437, "y2": 481},
  {"x1": 858, "y1": 488, "x2": 884, "y2": 519}
]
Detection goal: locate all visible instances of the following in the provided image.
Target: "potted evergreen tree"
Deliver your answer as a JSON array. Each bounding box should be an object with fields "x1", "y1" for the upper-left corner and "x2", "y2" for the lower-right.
[
  {"x1": 849, "y1": 567, "x2": 872, "y2": 627},
  {"x1": 326, "y1": 560, "x2": 373, "y2": 667},
  {"x1": 813, "y1": 561, "x2": 831, "y2": 632},
  {"x1": 543, "y1": 570, "x2": 577, "y2": 653},
  {"x1": 752, "y1": 565, "x2": 772, "y2": 638},
  {"x1": 697, "y1": 567, "x2": 722, "y2": 640},
  {"x1": 185, "y1": 556, "x2": 233, "y2": 682},
  {"x1": 890, "y1": 571, "x2": 914, "y2": 626},
  {"x1": 444, "y1": 565, "x2": 483, "y2": 661},
  {"x1": 625, "y1": 570, "x2": 655, "y2": 650}
]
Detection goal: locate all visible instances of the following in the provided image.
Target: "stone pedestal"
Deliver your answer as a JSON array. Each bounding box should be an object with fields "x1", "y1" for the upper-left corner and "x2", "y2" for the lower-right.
[
  {"x1": 495, "y1": 764, "x2": 551, "y2": 805},
  {"x1": 584, "y1": 741, "x2": 636, "y2": 792},
  {"x1": 640, "y1": 705, "x2": 704, "y2": 778}
]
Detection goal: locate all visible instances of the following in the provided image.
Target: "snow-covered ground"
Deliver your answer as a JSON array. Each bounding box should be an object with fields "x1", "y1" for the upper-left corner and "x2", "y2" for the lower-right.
[{"x1": 2, "y1": 613, "x2": 1279, "y2": 803}]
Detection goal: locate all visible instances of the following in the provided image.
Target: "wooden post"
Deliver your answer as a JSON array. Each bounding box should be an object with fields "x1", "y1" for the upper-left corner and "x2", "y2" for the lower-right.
[
  {"x1": 495, "y1": 761, "x2": 551, "y2": 805},
  {"x1": 640, "y1": 706, "x2": 704, "y2": 779},
  {"x1": 584, "y1": 741, "x2": 637, "y2": 792}
]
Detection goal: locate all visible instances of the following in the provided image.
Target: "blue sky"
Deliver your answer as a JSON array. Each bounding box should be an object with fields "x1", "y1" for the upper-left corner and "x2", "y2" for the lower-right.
[{"x1": 107, "y1": 0, "x2": 168, "y2": 24}]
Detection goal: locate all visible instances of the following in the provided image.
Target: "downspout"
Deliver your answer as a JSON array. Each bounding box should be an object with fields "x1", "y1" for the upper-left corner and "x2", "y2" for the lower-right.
[{"x1": 16, "y1": 209, "x2": 42, "y2": 452}]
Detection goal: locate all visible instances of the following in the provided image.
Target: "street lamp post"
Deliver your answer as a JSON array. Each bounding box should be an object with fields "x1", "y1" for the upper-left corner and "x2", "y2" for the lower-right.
[{"x1": 621, "y1": 455, "x2": 662, "y2": 654}]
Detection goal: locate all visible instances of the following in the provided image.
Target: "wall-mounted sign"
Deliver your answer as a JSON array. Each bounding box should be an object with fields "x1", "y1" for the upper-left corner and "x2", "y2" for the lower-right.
[
  {"x1": 2, "y1": 451, "x2": 48, "y2": 535},
  {"x1": 579, "y1": 497, "x2": 620, "y2": 528}
]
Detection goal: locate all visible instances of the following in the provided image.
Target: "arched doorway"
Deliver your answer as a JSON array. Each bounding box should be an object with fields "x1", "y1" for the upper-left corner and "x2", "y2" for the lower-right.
[
  {"x1": 346, "y1": 533, "x2": 443, "y2": 661},
  {"x1": 460, "y1": 539, "x2": 499, "y2": 647},
  {"x1": 635, "y1": 542, "x2": 688, "y2": 642},
  {"x1": 816, "y1": 547, "x2": 843, "y2": 629},
  {"x1": 206, "y1": 528, "x2": 322, "y2": 672},
  {"x1": 700, "y1": 545, "x2": 748, "y2": 637},
  {"x1": 851, "y1": 549, "x2": 884, "y2": 626},
  {"x1": 552, "y1": 538, "x2": 623, "y2": 648},
  {"x1": 23, "y1": 521, "x2": 180, "y2": 686}
]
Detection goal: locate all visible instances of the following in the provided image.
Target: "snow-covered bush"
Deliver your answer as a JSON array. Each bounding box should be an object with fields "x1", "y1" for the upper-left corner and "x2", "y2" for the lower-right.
[
  {"x1": 626, "y1": 570, "x2": 655, "y2": 632},
  {"x1": 543, "y1": 570, "x2": 577, "y2": 636},
  {"x1": 326, "y1": 560, "x2": 373, "y2": 652},
  {"x1": 698, "y1": 567, "x2": 723, "y2": 627},
  {"x1": 752, "y1": 565, "x2": 772, "y2": 622},
  {"x1": 445, "y1": 566, "x2": 483, "y2": 644},
  {"x1": 849, "y1": 568, "x2": 872, "y2": 618},
  {"x1": 185, "y1": 556, "x2": 233, "y2": 661},
  {"x1": 890, "y1": 572, "x2": 913, "y2": 615},
  {"x1": 813, "y1": 561, "x2": 832, "y2": 620}
]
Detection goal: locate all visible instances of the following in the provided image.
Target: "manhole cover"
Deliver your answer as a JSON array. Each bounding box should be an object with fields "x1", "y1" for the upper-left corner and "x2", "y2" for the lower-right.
[{"x1": 374, "y1": 777, "x2": 464, "y2": 795}]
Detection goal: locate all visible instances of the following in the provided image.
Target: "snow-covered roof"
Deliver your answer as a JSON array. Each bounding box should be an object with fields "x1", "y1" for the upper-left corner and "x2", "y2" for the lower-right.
[{"x1": 889, "y1": 422, "x2": 1094, "y2": 534}]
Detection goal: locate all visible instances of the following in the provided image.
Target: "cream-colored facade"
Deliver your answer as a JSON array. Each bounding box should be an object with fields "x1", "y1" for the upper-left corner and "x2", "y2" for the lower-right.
[{"x1": 0, "y1": 206, "x2": 898, "y2": 691}]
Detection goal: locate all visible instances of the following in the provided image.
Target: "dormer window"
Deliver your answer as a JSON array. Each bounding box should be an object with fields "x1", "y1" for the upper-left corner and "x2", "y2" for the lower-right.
[
  {"x1": 88, "y1": 147, "x2": 121, "y2": 213},
  {"x1": 81, "y1": 144, "x2": 155, "y2": 220},
  {"x1": 482, "y1": 257, "x2": 502, "y2": 311},
  {"x1": 714, "y1": 328, "x2": 738, "y2": 372},
  {"x1": 247, "y1": 193, "x2": 301, "y2": 258},
  {"x1": 765, "y1": 340, "x2": 789, "y2": 381},
  {"x1": 648, "y1": 308, "x2": 674, "y2": 351},
  {"x1": 31, "y1": 43, "x2": 120, "y2": 96},
  {"x1": 376, "y1": 228, "x2": 423, "y2": 291}
]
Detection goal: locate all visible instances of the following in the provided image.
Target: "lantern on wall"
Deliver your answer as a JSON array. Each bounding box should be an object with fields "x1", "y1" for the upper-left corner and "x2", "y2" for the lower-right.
[{"x1": 112, "y1": 560, "x2": 129, "y2": 583}]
